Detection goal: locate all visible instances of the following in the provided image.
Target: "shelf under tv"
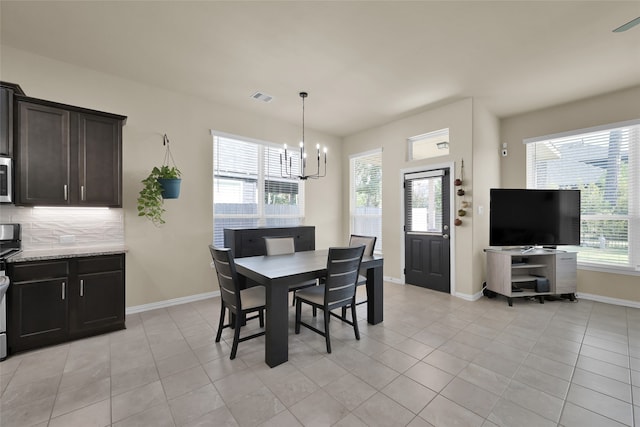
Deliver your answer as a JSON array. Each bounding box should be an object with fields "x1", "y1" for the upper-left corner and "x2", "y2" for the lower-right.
[{"x1": 484, "y1": 248, "x2": 577, "y2": 307}]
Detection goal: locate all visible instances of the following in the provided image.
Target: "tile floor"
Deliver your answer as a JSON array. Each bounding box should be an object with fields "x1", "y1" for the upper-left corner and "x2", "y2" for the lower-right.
[{"x1": 1, "y1": 283, "x2": 639, "y2": 427}]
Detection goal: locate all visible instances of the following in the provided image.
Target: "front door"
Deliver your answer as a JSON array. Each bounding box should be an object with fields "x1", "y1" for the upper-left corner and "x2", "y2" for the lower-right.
[{"x1": 404, "y1": 168, "x2": 451, "y2": 293}]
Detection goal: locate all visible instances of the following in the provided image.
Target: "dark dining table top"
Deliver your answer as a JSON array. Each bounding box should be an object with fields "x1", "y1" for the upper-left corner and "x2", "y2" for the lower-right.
[{"x1": 234, "y1": 249, "x2": 383, "y2": 285}]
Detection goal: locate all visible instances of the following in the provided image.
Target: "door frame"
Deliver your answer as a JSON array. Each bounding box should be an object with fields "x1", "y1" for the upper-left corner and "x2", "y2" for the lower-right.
[{"x1": 400, "y1": 161, "x2": 456, "y2": 295}]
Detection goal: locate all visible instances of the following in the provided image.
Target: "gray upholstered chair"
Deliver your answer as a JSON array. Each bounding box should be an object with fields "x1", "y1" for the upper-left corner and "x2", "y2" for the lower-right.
[
  {"x1": 294, "y1": 245, "x2": 366, "y2": 353},
  {"x1": 209, "y1": 245, "x2": 265, "y2": 360},
  {"x1": 341, "y1": 234, "x2": 377, "y2": 319},
  {"x1": 264, "y1": 236, "x2": 317, "y2": 306}
]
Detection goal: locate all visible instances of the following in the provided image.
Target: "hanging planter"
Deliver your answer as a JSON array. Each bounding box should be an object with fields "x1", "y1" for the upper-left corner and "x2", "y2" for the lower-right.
[
  {"x1": 158, "y1": 176, "x2": 181, "y2": 199},
  {"x1": 455, "y1": 159, "x2": 467, "y2": 226},
  {"x1": 137, "y1": 134, "x2": 182, "y2": 226}
]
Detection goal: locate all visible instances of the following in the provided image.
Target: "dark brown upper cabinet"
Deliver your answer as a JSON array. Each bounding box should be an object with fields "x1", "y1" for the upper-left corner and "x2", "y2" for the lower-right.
[
  {"x1": 14, "y1": 96, "x2": 126, "y2": 207},
  {"x1": 0, "y1": 81, "x2": 25, "y2": 156}
]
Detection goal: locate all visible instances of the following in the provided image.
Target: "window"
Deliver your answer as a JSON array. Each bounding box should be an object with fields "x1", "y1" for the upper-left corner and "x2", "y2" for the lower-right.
[
  {"x1": 408, "y1": 128, "x2": 450, "y2": 160},
  {"x1": 212, "y1": 133, "x2": 304, "y2": 247},
  {"x1": 526, "y1": 120, "x2": 640, "y2": 273},
  {"x1": 350, "y1": 149, "x2": 382, "y2": 253}
]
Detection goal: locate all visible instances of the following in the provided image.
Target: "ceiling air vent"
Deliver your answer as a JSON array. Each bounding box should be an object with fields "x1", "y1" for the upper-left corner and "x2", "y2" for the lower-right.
[{"x1": 251, "y1": 91, "x2": 273, "y2": 103}]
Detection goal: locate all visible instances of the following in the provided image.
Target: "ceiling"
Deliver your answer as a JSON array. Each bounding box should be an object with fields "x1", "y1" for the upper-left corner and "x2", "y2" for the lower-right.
[{"x1": 1, "y1": 1, "x2": 639, "y2": 137}]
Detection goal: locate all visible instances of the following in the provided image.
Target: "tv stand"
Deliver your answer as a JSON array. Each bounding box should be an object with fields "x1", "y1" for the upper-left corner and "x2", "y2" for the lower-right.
[{"x1": 484, "y1": 248, "x2": 577, "y2": 307}]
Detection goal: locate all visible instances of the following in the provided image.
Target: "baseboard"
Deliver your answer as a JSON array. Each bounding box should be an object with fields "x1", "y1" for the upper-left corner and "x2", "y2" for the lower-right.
[
  {"x1": 126, "y1": 291, "x2": 221, "y2": 315},
  {"x1": 576, "y1": 292, "x2": 640, "y2": 309},
  {"x1": 455, "y1": 290, "x2": 483, "y2": 301},
  {"x1": 384, "y1": 276, "x2": 404, "y2": 284}
]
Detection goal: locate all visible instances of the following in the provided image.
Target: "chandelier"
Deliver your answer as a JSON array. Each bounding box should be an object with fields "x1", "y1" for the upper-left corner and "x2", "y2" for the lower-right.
[{"x1": 280, "y1": 92, "x2": 327, "y2": 180}]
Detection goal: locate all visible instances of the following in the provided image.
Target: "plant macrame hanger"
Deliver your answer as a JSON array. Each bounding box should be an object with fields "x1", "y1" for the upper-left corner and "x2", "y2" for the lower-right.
[{"x1": 163, "y1": 134, "x2": 178, "y2": 169}]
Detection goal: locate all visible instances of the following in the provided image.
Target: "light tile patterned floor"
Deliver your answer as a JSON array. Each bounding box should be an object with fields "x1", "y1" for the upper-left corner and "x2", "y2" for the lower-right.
[{"x1": 1, "y1": 282, "x2": 639, "y2": 426}]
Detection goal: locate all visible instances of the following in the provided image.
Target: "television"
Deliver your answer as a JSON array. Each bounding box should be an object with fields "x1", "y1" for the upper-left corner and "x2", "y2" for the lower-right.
[{"x1": 489, "y1": 189, "x2": 580, "y2": 247}]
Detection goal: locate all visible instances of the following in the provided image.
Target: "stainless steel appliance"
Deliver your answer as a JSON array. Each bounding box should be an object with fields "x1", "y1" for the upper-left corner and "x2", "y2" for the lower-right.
[
  {"x1": 0, "y1": 223, "x2": 21, "y2": 360},
  {"x1": 0, "y1": 157, "x2": 12, "y2": 203}
]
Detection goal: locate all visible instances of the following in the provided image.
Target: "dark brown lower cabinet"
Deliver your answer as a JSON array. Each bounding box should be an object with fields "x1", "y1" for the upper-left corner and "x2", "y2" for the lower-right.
[
  {"x1": 72, "y1": 255, "x2": 125, "y2": 336},
  {"x1": 7, "y1": 254, "x2": 125, "y2": 354}
]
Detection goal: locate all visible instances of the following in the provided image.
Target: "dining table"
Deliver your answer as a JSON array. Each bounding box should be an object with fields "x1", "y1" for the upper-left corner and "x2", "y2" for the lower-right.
[{"x1": 233, "y1": 249, "x2": 384, "y2": 367}]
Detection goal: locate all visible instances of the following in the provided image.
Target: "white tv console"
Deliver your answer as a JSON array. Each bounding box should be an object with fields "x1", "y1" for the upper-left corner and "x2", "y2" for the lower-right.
[{"x1": 484, "y1": 248, "x2": 577, "y2": 307}]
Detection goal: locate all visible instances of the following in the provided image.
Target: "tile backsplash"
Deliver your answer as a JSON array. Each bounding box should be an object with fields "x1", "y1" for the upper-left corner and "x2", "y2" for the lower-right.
[{"x1": 0, "y1": 206, "x2": 124, "y2": 250}]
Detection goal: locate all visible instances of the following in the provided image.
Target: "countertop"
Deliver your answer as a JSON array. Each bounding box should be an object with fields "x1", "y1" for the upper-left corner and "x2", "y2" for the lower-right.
[{"x1": 6, "y1": 245, "x2": 128, "y2": 262}]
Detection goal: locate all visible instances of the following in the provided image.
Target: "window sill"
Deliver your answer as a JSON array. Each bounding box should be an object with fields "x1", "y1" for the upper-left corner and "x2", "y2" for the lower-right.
[{"x1": 578, "y1": 263, "x2": 640, "y2": 277}]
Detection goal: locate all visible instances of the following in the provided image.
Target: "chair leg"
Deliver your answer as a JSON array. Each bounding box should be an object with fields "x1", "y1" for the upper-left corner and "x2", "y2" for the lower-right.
[
  {"x1": 230, "y1": 311, "x2": 242, "y2": 360},
  {"x1": 292, "y1": 290, "x2": 296, "y2": 306},
  {"x1": 295, "y1": 299, "x2": 302, "y2": 334},
  {"x1": 351, "y1": 301, "x2": 360, "y2": 340},
  {"x1": 312, "y1": 307, "x2": 317, "y2": 317},
  {"x1": 258, "y1": 309, "x2": 264, "y2": 327},
  {"x1": 341, "y1": 306, "x2": 348, "y2": 320},
  {"x1": 215, "y1": 303, "x2": 226, "y2": 342},
  {"x1": 324, "y1": 308, "x2": 332, "y2": 353}
]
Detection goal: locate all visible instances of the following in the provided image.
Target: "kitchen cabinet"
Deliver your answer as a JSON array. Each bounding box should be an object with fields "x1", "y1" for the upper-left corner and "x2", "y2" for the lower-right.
[
  {"x1": 71, "y1": 255, "x2": 125, "y2": 335},
  {"x1": 7, "y1": 253, "x2": 125, "y2": 354},
  {"x1": 14, "y1": 96, "x2": 126, "y2": 206},
  {"x1": 0, "y1": 81, "x2": 24, "y2": 156},
  {"x1": 7, "y1": 260, "x2": 69, "y2": 353}
]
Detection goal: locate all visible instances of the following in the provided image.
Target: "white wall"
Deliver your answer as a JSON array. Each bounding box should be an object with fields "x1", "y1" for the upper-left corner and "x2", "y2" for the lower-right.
[
  {"x1": 471, "y1": 101, "x2": 501, "y2": 296},
  {"x1": 342, "y1": 98, "x2": 486, "y2": 297},
  {"x1": 500, "y1": 85, "x2": 640, "y2": 304},
  {"x1": 1, "y1": 46, "x2": 343, "y2": 307}
]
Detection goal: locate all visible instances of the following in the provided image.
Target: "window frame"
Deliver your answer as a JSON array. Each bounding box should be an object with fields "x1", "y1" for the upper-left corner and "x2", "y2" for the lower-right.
[
  {"x1": 524, "y1": 119, "x2": 640, "y2": 276},
  {"x1": 211, "y1": 131, "x2": 305, "y2": 247},
  {"x1": 349, "y1": 148, "x2": 383, "y2": 254}
]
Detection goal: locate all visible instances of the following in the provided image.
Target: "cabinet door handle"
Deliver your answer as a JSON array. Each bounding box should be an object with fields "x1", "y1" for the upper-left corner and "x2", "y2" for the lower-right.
[
  {"x1": 80, "y1": 279, "x2": 84, "y2": 297},
  {"x1": 61, "y1": 282, "x2": 66, "y2": 300},
  {"x1": 81, "y1": 185, "x2": 85, "y2": 201},
  {"x1": 63, "y1": 184, "x2": 68, "y2": 201}
]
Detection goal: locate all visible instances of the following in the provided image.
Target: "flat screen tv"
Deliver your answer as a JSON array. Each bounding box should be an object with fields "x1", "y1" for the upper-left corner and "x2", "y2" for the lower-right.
[{"x1": 490, "y1": 189, "x2": 580, "y2": 247}]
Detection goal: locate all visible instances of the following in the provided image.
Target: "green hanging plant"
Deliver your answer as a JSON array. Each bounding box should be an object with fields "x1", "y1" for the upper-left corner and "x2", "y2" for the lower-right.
[{"x1": 137, "y1": 135, "x2": 182, "y2": 226}]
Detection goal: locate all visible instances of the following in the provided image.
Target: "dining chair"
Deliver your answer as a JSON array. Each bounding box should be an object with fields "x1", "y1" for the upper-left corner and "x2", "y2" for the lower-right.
[
  {"x1": 341, "y1": 234, "x2": 377, "y2": 319},
  {"x1": 294, "y1": 245, "x2": 366, "y2": 353},
  {"x1": 209, "y1": 245, "x2": 266, "y2": 360},
  {"x1": 264, "y1": 236, "x2": 317, "y2": 306}
]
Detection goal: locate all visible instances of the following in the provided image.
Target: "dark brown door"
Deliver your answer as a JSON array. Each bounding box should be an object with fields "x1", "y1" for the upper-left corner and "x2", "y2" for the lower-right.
[
  {"x1": 77, "y1": 113, "x2": 122, "y2": 206},
  {"x1": 8, "y1": 279, "x2": 69, "y2": 352},
  {"x1": 16, "y1": 101, "x2": 70, "y2": 205},
  {"x1": 404, "y1": 168, "x2": 451, "y2": 293},
  {"x1": 1, "y1": 86, "x2": 12, "y2": 156},
  {"x1": 72, "y1": 270, "x2": 124, "y2": 334}
]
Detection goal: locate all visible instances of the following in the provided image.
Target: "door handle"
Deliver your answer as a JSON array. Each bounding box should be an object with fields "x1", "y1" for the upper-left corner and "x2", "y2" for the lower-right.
[
  {"x1": 80, "y1": 279, "x2": 84, "y2": 297},
  {"x1": 444, "y1": 225, "x2": 449, "y2": 231},
  {"x1": 443, "y1": 234, "x2": 449, "y2": 240},
  {"x1": 63, "y1": 185, "x2": 68, "y2": 201},
  {"x1": 61, "y1": 282, "x2": 66, "y2": 300},
  {"x1": 81, "y1": 185, "x2": 85, "y2": 201}
]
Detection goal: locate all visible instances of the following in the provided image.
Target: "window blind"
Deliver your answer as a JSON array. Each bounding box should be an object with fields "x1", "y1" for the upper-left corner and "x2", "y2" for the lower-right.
[
  {"x1": 213, "y1": 134, "x2": 304, "y2": 247},
  {"x1": 350, "y1": 149, "x2": 382, "y2": 253},
  {"x1": 525, "y1": 120, "x2": 640, "y2": 271}
]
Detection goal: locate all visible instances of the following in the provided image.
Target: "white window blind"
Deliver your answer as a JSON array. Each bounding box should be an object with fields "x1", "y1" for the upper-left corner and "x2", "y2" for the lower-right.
[
  {"x1": 212, "y1": 133, "x2": 304, "y2": 247},
  {"x1": 525, "y1": 120, "x2": 640, "y2": 272},
  {"x1": 350, "y1": 149, "x2": 382, "y2": 253}
]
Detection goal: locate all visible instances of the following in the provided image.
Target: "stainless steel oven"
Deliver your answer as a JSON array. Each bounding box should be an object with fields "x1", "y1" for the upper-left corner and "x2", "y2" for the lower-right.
[
  {"x1": 0, "y1": 261, "x2": 9, "y2": 360},
  {"x1": 0, "y1": 223, "x2": 21, "y2": 360},
  {"x1": 0, "y1": 157, "x2": 12, "y2": 204}
]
